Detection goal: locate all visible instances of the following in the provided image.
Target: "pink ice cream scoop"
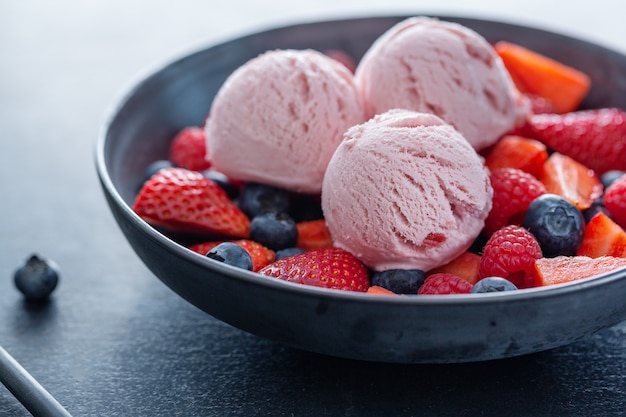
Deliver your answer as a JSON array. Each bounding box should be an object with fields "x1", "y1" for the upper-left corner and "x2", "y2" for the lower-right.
[
  {"x1": 206, "y1": 49, "x2": 366, "y2": 194},
  {"x1": 321, "y1": 109, "x2": 493, "y2": 272},
  {"x1": 354, "y1": 17, "x2": 528, "y2": 151}
]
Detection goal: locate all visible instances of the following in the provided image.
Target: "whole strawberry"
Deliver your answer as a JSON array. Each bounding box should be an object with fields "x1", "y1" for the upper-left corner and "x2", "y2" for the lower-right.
[
  {"x1": 479, "y1": 225, "x2": 543, "y2": 289},
  {"x1": 258, "y1": 248, "x2": 370, "y2": 292},
  {"x1": 169, "y1": 126, "x2": 212, "y2": 171},
  {"x1": 133, "y1": 167, "x2": 250, "y2": 238},
  {"x1": 484, "y1": 168, "x2": 547, "y2": 236},
  {"x1": 521, "y1": 108, "x2": 626, "y2": 175}
]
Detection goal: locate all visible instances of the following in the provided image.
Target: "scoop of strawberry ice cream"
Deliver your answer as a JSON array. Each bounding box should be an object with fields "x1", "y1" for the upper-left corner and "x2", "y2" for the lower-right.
[
  {"x1": 206, "y1": 49, "x2": 366, "y2": 194},
  {"x1": 354, "y1": 17, "x2": 528, "y2": 151},
  {"x1": 321, "y1": 109, "x2": 493, "y2": 272}
]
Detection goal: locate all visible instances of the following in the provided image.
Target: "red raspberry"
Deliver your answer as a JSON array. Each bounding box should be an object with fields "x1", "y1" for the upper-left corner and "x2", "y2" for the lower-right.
[
  {"x1": 526, "y1": 94, "x2": 554, "y2": 114},
  {"x1": 418, "y1": 273, "x2": 473, "y2": 295},
  {"x1": 484, "y1": 168, "x2": 547, "y2": 236},
  {"x1": 604, "y1": 174, "x2": 626, "y2": 229},
  {"x1": 479, "y1": 225, "x2": 543, "y2": 289}
]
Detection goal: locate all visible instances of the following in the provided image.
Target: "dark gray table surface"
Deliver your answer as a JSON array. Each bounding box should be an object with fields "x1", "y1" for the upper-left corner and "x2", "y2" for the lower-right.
[{"x1": 1, "y1": 2, "x2": 625, "y2": 416}]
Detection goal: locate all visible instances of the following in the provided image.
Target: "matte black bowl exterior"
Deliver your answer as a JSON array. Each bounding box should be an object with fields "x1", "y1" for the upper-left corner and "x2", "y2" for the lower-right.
[{"x1": 96, "y1": 15, "x2": 626, "y2": 363}]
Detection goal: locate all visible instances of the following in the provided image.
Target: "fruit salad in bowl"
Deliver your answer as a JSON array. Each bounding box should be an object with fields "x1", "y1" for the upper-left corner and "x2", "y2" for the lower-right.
[{"x1": 96, "y1": 14, "x2": 626, "y2": 363}]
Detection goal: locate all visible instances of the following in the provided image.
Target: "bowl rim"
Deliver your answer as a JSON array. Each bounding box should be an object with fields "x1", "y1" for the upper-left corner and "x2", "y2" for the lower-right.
[{"x1": 95, "y1": 13, "x2": 626, "y2": 308}]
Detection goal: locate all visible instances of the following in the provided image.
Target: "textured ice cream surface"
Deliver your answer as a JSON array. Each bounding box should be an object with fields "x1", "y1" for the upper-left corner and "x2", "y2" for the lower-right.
[
  {"x1": 321, "y1": 109, "x2": 493, "y2": 272},
  {"x1": 207, "y1": 49, "x2": 366, "y2": 194},
  {"x1": 355, "y1": 17, "x2": 528, "y2": 151}
]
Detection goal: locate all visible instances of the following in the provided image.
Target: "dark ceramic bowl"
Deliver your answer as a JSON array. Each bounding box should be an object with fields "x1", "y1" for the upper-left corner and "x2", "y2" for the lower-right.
[{"x1": 96, "y1": 14, "x2": 626, "y2": 363}]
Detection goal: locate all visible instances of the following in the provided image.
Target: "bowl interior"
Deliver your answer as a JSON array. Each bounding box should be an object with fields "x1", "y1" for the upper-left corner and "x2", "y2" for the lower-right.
[{"x1": 97, "y1": 15, "x2": 626, "y2": 363}]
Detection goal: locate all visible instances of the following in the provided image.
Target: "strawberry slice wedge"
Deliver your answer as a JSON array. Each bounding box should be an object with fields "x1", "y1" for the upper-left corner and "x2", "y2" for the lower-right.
[
  {"x1": 538, "y1": 152, "x2": 603, "y2": 210},
  {"x1": 428, "y1": 251, "x2": 482, "y2": 285},
  {"x1": 494, "y1": 41, "x2": 591, "y2": 114},
  {"x1": 133, "y1": 167, "x2": 250, "y2": 238},
  {"x1": 533, "y1": 255, "x2": 626, "y2": 286},
  {"x1": 296, "y1": 219, "x2": 334, "y2": 251},
  {"x1": 484, "y1": 135, "x2": 548, "y2": 178},
  {"x1": 366, "y1": 285, "x2": 399, "y2": 296},
  {"x1": 577, "y1": 212, "x2": 626, "y2": 258}
]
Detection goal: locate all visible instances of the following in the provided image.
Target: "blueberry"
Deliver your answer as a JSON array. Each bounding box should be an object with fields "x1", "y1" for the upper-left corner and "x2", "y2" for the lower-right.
[
  {"x1": 370, "y1": 269, "x2": 425, "y2": 294},
  {"x1": 583, "y1": 198, "x2": 610, "y2": 223},
  {"x1": 600, "y1": 170, "x2": 625, "y2": 189},
  {"x1": 137, "y1": 160, "x2": 173, "y2": 192},
  {"x1": 14, "y1": 254, "x2": 60, "y2": 301},
  {"x1": 275, "y1": 247, "x2": 306, "y2": 261},
  {"x1": 238, "y1": 182, "x2": 290, "y2": 219},
  {"x1": 206, "y1": 242, "x2": 253, "y2": 270},
  {"x1": 202, "y1": 170, "x2": 239, "y2": 199},
  {"x1": 142, "y1": 160, "x2": 173, "y2": 184},
  {"x1": 470, "y1": 277, "x2": 518, "y2": 293},
  {"x1": 523, "y1": 194, "x2": 585, "y2": 257},
  {"x1": 468, "y1": 233, "x2": 489, "y2": 255},
  {"x1": 289, "y1": 194, "x2": 324, "y2": 222},
  {"x1": 249, "y1": 212, "x2": 298, "y2": 250}
]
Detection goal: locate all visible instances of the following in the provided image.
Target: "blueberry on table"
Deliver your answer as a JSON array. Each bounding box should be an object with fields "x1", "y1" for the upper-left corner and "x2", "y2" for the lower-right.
[
  {"x1": 13, "y1": 254, "x2": 60, "y2": 301},
  {"x1": 238, "y1": 182, "x2": 290, "y2": 218},
  {"x1": 206, "y1": 242, "x2": 253, "y2": 270},
  {"x1": 471, "y1": 277, "x2": 518, "y2": 293},
  {"x1": 371, "y1": 269, "x2": 425, "y2": 294},
  {"x1": 249, "y1": 212, "x2": 298, "y2": 251},
  {"x1": 523, "y1": 194, "x2": 585, "y2": 257}
]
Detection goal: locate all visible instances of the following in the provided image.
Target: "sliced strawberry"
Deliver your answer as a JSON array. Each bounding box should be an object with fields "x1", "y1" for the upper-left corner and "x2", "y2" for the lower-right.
[
  {"x1": 133, "y1": 167, "x2": 250, "y2": 238},
  {"x1": 533, "y1": 255, "x2": 626, "y2": 286},
  {"x1": 258, "y1": 248, "x2": 369, "y2": 292},
  {"x1": 604, "y1": 174, "x2": 626, "y2": 229},
  {"x1": 484, "y1": 135, "x2": 548, "y2": 178},
  {"x1": 428, "y1": 251, "x2": 481, "y2": 285},
  {"x1": 521, "y1": 108, "x2": 626, "y2": 175},
  {"x1": 189, "y1": 239, "x2": 275, "y2": 272},
  {"x1": 236, "y1": 240, "x2": 276, "y2": 271},
  {"x1": 577, "y1": 212, "x2": 626, "y2": 258},
  {"x1": 296, "y1": 219, "x2": 334, "y2": 251},
  {"x1": 538, "y1": 152, "x2": 602, "y2": 210},
  {"x1": 169, "y1": 126, "x2": 212, "y2": 172},
  {"x1": 366, "y1": 285, "x2": 399, "y2": 296},
  {"x1": 484, "y1": 168, "x2": 547, "y2": 236},
  {"x1": 494, "y1": 41, "x2": 591, "y2": 114}
]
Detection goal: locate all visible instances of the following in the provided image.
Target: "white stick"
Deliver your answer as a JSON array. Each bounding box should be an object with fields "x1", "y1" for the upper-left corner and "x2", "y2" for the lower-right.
[{"x1": 0, "y1": 346, "x2": 72, "y2": 417}]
